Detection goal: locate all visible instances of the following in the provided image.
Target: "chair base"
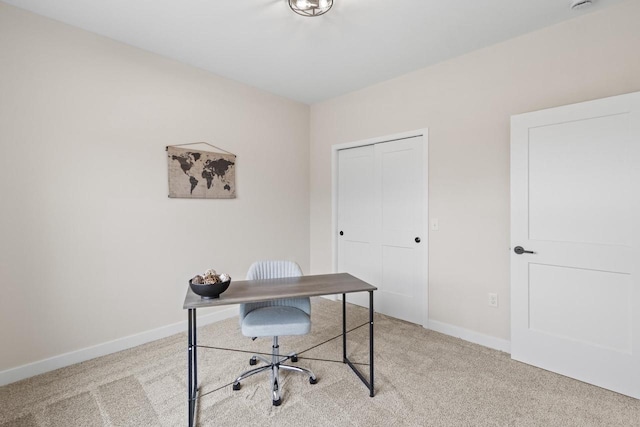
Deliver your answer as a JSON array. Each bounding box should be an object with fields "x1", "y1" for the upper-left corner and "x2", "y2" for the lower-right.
[{"x1": 232, "y1": 336, "x2": 317, "y2": 405}]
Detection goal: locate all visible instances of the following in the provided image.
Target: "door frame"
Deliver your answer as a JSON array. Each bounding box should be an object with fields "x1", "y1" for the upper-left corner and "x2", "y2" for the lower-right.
[{"x1": 331, "y1": 129, "x2": 429, "y2": 328}]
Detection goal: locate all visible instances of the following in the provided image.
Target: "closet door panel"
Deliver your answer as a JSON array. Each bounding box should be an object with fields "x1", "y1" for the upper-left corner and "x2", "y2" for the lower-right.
[
  {"x1": 337, "y1": 145, "x2": 379, "y2": 308},
  {"x1": 377, "y1": 138, "x2": 425, "y2": 324}
]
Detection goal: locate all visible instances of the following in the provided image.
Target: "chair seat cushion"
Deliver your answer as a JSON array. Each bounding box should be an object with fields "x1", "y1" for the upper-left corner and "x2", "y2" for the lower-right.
[{"x1": 242, "y1": 306, "x2": 311, "y2": 337}]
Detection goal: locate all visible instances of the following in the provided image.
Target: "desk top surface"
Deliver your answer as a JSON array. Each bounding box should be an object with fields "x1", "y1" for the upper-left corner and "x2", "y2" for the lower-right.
[{"x1": 183, "y1": 273, "x2": 376, "y2": 309}]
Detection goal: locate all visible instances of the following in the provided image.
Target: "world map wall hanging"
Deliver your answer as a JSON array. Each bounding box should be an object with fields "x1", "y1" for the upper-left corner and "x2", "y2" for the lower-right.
[{"x1": 167, "y1": 144, "x2": 236, "y2": 199}]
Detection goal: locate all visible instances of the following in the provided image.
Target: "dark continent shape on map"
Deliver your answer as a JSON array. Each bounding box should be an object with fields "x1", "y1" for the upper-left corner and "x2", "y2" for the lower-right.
[
  {"x1": 201, "y1": 170, "x2": 214, "y2": 189},
  {"x1": 224, "y1": 184, "x2": 231, "y2": 191},
  {"x1": 203, "y1": 159, "x2": 235, "y2": 177},
  {"x1": 189, "y1": 176, "x2": 198, "y2": 194},
  {"x1": 171, "y1": 155, "x2": 193, "y2": 175},
  {"x1": 191, "y1": 153, "x2": 201, "y2": 162}
]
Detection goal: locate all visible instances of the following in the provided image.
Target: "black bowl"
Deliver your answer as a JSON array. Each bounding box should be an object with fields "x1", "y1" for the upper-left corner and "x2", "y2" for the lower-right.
[{"x1": 189, "y1": 280, "x2": 231, "y2": 299}]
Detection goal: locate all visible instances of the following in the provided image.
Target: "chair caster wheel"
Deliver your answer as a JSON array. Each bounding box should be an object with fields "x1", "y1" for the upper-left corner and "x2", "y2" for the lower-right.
[
  {"x1": 249, "y1": 357, "x2": 257, "y2": 366},
  {"x1": 309, "y1": 377, "x2": 317, "y2": 384},
  {"x1": 233, "y1": 382, "x2": 241, "y2": 391},
  {"x1": 291, "y1": 355, "x2": 298, "y2": 363},
  {"x1": 273, "y1": 398, "x2": 282, "y2": 406}
]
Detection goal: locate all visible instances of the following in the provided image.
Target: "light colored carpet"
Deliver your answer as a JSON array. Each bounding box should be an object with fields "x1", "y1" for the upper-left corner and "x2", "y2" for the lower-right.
[{"x1": 1, "y1": 298, "x2": 639, "y2": 426}]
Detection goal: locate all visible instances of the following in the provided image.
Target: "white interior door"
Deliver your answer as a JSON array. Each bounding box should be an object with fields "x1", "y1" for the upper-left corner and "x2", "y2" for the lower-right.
[
  {"x1": 510, "y1": 91, "x2": 640, "y2": 398},
  {"x1": 337, "y1": 136, "x2": 427, "y2": 325}
]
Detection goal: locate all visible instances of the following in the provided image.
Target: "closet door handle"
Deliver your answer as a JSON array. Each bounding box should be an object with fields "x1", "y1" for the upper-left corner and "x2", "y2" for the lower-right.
[
  {"x1": 339, "y1": 231, "x2": 344, "y2": 236},
  {"x1": 514, "y1": 246, "x2": 535, "y2": 254},
  {"x1": 415, "y1": 237, "x2": 421, "y2": 243}
]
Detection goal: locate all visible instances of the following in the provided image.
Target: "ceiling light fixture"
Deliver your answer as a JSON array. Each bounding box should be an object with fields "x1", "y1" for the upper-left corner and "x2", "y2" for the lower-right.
[{"x1": 289, "y1": 0, "x2": 333, "y2": 17}]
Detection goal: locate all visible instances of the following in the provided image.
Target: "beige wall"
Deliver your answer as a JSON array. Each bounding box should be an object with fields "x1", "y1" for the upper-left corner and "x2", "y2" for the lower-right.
[
  {"x1": 0, "y1": 4, "x2": 310, "y2": 373},
  {"x1": 309, "y1": 1, "x2": 640, "y2": 341}
]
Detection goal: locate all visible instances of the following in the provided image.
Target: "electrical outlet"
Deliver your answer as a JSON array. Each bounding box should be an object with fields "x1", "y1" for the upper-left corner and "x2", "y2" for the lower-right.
[{"x1": 488, "y1": 293, "x2": 498, "y2": 308}]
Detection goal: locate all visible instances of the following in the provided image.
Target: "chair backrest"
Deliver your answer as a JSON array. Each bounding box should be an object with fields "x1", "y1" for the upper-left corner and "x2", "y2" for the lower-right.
[
  {"x1": 240, "y1": 261, "x2": 310, "y2": 321},
  {"x1": 246, "y1": 260, "x2": 303, "y2": 281}
]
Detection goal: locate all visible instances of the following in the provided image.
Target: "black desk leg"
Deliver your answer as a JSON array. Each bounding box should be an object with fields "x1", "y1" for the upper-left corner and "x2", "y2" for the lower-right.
[
  {"x1": 187, "y1": 309, "x2": 198, "y2": 427},
  {"x1": 342, "y1": 293, "x2": 347, "y2": 362},
  {"x1": 369, "y1": 290, "x2": 375, "y2": 397},
  {"x1": 193, "y1": 310, "x2": 198, "y2": 400},
  {"x1": 342, "y1": 292, "x2": 375, "y2": 397}
]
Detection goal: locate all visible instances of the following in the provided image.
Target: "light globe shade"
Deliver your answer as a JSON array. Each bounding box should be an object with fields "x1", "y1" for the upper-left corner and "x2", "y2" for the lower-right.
[{"x1": 289, "y1": 0, "x2": 333, "y2": 17}]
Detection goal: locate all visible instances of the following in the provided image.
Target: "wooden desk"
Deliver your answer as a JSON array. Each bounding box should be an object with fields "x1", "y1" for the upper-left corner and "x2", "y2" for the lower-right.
[{"x1": 183, "y1": 273, "x2": 377, "y2": 427}]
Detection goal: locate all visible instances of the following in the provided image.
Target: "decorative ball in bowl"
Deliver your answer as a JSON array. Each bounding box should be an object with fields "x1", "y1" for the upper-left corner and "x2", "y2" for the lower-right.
[
  {"x1": 189, "y1": 280, "x2": 230, "y2": 299},
  {"x1": 189, "y1": 270, "x2": 231, "y2": 299}
]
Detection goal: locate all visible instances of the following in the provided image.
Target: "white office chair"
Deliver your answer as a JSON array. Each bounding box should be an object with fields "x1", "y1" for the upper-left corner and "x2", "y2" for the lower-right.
[{"x1": 232, "y1": 260, "x2": 317, "y2": 406}]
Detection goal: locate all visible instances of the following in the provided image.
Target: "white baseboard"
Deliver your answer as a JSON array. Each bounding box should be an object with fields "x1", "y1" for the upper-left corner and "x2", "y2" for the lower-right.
[
  {"x1": 0, "y1": 307, "x2": 238, "y2": 387},
  {"x1": 427, "y1": 320, "x2": 511, "y2": 353}
]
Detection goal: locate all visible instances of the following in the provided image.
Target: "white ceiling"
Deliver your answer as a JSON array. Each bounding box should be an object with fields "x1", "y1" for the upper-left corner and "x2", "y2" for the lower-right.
[{"x1": 3, "y1": 0, "x2": 627, "y2": 104}]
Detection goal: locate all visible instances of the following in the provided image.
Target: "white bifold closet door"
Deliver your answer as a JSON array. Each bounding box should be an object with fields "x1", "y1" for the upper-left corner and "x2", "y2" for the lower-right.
[
  {"x1": 511, "y1": 91, "x2": 640, "y2": 398},
  {"x1": 337, "y1": 137, "x2": 427, "y2": 325}
]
